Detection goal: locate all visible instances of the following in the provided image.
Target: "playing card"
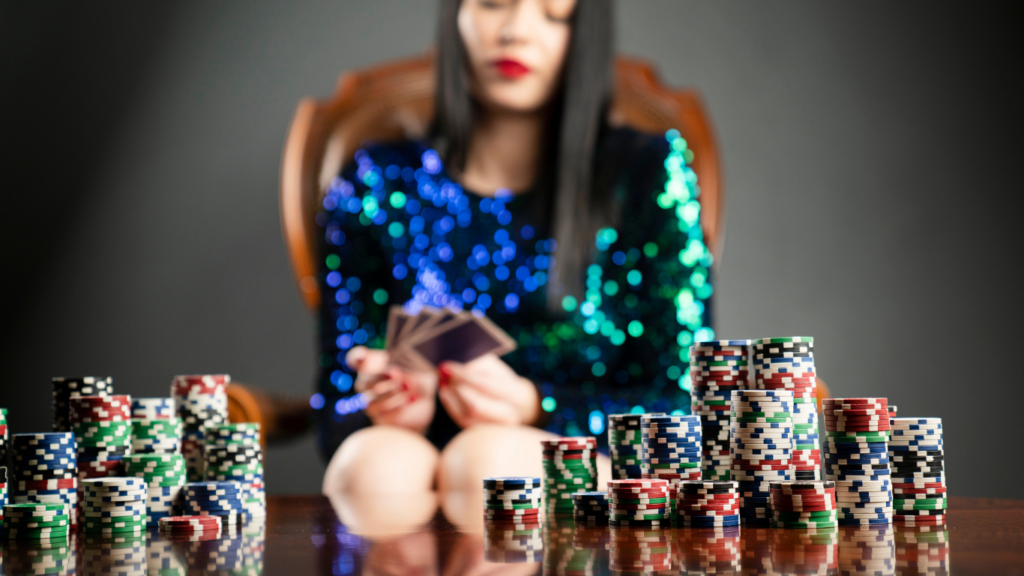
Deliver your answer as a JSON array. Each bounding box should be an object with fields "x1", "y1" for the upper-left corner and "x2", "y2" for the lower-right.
[{"x1": 401, "y1": 313, "x2": 517, "y2": 368}]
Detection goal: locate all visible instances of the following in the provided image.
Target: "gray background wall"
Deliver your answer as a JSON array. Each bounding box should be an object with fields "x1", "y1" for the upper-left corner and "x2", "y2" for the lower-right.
[{"x1": 1, "y1": 1, "x2": 1019, "y2": 497}]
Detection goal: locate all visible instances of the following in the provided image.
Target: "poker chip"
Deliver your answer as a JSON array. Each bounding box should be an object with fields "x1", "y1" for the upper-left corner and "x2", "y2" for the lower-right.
[
  {"x1": 81, "y1": 477, "x2": 147, "y2": 535},
  {"x1": 823, "y1": 397, "x2": 893, "y2": 526},
  {"x1": 769, "y1": 481, "x2": 837, "y2": 528},
  {"x1": 204, "y1": 423, "x2": 266, "y2": 519},
  {"x1": 2, "y1": 502, "x2": 71, "y2": 540},
  {"x1": 184, "y1": 480, "x2": 246, "y2": 522},
  {"x1": 607, "y1": 478, "x2": 669, "y2": 524},
  {"x1": 571, "y1": 491, "x2": 608, "y2": 525},
  {"x1": 124, "y1": 452, "x2": 186, "y2": 526},
  {"x1": 10, "y1": 431, "x2": 80, "y2": 527},
  {"x1": 540, "y1": 437, "x2": 596, "y2": 513},
  {"x1": 675, "y1": 480, "x2": 740, "y2": 527},
  {"x1": 159, "y1": 514, "x2": 223, "y2": 534},
  {"x1": 172, "y1": 374, "x2": 230, "y2": 482}
]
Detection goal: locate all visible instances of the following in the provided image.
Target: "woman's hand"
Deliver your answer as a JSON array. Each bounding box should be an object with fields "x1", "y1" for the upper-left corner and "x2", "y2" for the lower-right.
[
  {"x1": 346, "y1": 346, "x2": 437, "y2": 434},
  {"x1": 437, "y1": 354, "x2": 540, "y2": 429}
]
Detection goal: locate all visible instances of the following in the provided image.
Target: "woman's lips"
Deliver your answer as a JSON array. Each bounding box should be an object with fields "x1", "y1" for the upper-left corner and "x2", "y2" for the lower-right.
[{"x1": 493, "y1": 58, "x2": 530, "y2": 78}]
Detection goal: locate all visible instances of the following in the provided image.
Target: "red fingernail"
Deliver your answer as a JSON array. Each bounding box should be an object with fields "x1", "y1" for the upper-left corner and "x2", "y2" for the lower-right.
[
  {"x1": 439, "y1": 364, "x2": 452, "y2": 378},
  {"x1": 408, "y1": 395, "x2": 417, "y2": 404},
  {"x1": 401, "y1": 381, "x2": 409, "y2": 392}
]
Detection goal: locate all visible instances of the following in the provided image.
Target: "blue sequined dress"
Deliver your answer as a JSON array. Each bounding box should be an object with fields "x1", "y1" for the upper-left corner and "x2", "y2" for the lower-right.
[{"x1": 313, "y1": 127, "x2": 715, "y2": 461}]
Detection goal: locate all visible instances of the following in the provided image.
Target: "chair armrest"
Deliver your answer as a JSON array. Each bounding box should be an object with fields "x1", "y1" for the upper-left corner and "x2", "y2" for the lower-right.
[{"x1": 227, "y1": 384, "x2": 313, "y2": 447}]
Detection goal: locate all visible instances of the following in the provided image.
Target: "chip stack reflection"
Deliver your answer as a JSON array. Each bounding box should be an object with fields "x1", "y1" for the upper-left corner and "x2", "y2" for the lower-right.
[
  {"x1": 894, "y1": 526, "x2": 949, "y2": 575},
  {"x1": 839, "y1": 526, "x2": 894, "y2": 575},
  {"x1": 740, "y1": 527, "x2": 773, "y2": 573},
  {"x1": 146, "y1": 534, "x2": 186, "y2": 575},
  {"x1": 482, "y1": 514, "x2": 543, "y2": 563},
  {"x1": 608, "y1": 526, "x2": 672, "y2": 574},
  {"x1": 771, "y1": 527, "x2": 838, "y2": 574},
  {"x1": 2, "y1": 535, "x2": 76, "y2": 576},
  {"x1": 82, "y1": 534, "x2": 146, "y2": 576},
  {"x1": 541, "y1": 514, "x2": 576, "y2": 572},
  {"x1": 676, "y1": 525, "x2": 741, "y2": 574},
  {"x1": 573, "y1": 524, "x2": 609, "y2": 571}
]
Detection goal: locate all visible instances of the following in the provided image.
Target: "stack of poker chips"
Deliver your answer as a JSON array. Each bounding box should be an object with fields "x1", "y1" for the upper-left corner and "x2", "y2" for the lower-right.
[
  {"x1": 52, "y1": 376, "x2": 113, "y2": 433},
  {"x1": 607, "y1": 478, "x2": 670, "y2": 528},
  {"x1": 540, "y1": 437, "x2": 597, "y2": 514},
  {"x1": 895, "y1": 525, "x2": 949, "y2": 573},
  {"x1": 838, "y1": 525, "x2": 894, "y2": 574},
  {"x1": 82, "y1": 477, "x2": 146, "y2": 536},
  {"x1": 482, "y1": 508, "x2": 542, "y2": 563},
  {"x1": 640, "y1": 414, "x2": 702, "y2": 524},
  {"x1": 689, "y1": 339, "x2": 752, "y2": 480},
  {"x1": 571, "y1": 491, "x2": 608, "y2": 525},
  {"x1": 172, "y1": 375, "x2": 230, "y2": 482},
  {"x1": 70, "y1": 395, "x2": 133, "y2": 480},
  {"x1": 82, "y1": 535, "x2": 146, "y2": 576},
  {"x1": 823, "y1": 397, "x2": 893, "y2": 526},
  {"x1": 204, "y1": 423, "x2": 265, "y2": 519},
  {"x1": 183, "y1": 481, "x2": 245, "y2": 523},
  {"x1": 730, "y1": 389, "x2": 794, "y2": 526},
  {"x1": 131, "y1": 398, "x2": 182, "y2": 454},
  {"x1": 11, "y1": 433, "x2": 78, "y2": 527},
  {"x1": 677, "y1": 524, "x2": 741, "y2": 573},
  {"x1": 482, "y1": 476, "x2": 541, "y2": 526},
  {"x1": 769, "y1": 480, "x2": 838, "y2": 528},
  {"x1": 2, "y1": 502, "x2": 70, "y2": 541},
  {"x1": 889, "y1": 417, "x2": 946, "y2": 527},
  {"x1": 1, "y1": 408, "x2": 8, "y2": 470},
  {"x1": 159, "y1": 515, "x2": 222, "y2": 538},
  {"x1": 124, "y1": 453, "x2": 186, "y2": 525},
  {"x1": 0, "y1": 466, "x2": 7, "y2": 527},
  {"x1": 753, "y1": 337, "x2": 820, "y2": 481},
  {"x1": 608, "y1": 526, "x2": 672, "y2": 572},
  {"x1": 676, "y1": 480, "x2": 740, "y2": 528},
  {"x1": 607, "y1": 413, "x2": 644, "y2": 479}
]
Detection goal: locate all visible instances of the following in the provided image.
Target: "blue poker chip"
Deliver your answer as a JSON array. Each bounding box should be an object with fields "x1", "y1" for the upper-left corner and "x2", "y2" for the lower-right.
[
  {"x1": 838, "y1": 505, "x2": 892, "y2": 513},
  {"x1": 732, "y1": 421, "x2": 790, "y2": 430},
  {"x1": 826, "y1": 444, "x2": 888, "y2": 454},
  {"x1": 694, "y1": 340, "x2": 753, "y2": 347},
  {"x1": 643, "y1": 447, "x2": 702, "y2": 454},
  {"x1": 483, "y1": 477, "x2": 541, "y2": 488},
  {"x1": 682, "y1": 516, "x2": 741, "y2": 527}
]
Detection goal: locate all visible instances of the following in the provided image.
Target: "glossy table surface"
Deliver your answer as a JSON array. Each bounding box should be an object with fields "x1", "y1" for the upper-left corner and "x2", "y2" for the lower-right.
[{"x1": 1, "y1": 495, "x2": 1019, "y2": 575}]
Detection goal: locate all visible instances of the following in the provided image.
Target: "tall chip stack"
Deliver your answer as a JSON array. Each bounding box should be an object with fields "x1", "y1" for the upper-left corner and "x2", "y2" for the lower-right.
[
  {"x1": 11, "y1": 433, "x2": 78, "y2": 528},
  {"x1": 730, "y1": 389, "x2": 794, "y2": 526},
  {"x1": 52, "y1": 377, "x2": 113, "y2": 433},
  {"x1": 540, "y1": 437, "x2": 597, "y2": 515},
  {"x1": 889, "y1": 417, "x2": 946, "y2": 527},
  {"x1": 607, "y1": 414, "x2": 644, "y2": 479},
  {"x1": 171, "y1": 375, "x2": 230, "y2": 482},
  {"x1": 0, "y1": 408, "x2": 8, "y2": 471},
  {"x1": 70, "y1": 395, "x2": 132, "y2": 489},
  {"x1": 689, "y1": 339, "x2": 752, "y2": 481},
  {"x1": 607, "y1": 478, "x2": 670, "y2": 528},
  {"x1": 753, "y1": 337, "x2": 820, "y2": 481},
  {"x1": 131, "y1": 398, "x2": 182, "y2": 454},
  {"x1": 125, "y1": 453, "x2": 186, "y2": 526},
  {"x1": 822, "y1": 397, "x2": 893, "y2": 526},
  {"x1": 204, "y1": 423, "x2": 265, "y2": 519},
  {"x1": 640, "y1": 414, "x2": 702, "y2": 525}
]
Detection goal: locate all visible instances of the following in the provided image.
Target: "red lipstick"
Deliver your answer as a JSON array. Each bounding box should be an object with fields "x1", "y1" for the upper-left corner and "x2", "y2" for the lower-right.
[{"x1": 493, "y1": 58, "x2": 530, "y2": 78}]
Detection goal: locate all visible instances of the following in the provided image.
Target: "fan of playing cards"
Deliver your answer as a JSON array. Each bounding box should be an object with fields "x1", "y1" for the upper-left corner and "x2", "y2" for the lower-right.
[{"x1": 385, "y1": 305, "x2": 518, "y2": 370}]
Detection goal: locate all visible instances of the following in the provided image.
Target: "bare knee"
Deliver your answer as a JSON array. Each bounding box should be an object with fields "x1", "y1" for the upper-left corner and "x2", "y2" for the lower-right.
[
  {"x1": 323, "y1": 426, "x2": 439, "y2": 495},
  {"x1": 437, "y1": 424, "x2": 557, "y2": 493}
]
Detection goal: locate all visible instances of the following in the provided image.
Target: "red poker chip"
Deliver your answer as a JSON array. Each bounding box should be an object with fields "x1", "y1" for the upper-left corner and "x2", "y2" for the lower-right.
[
  {"x1": 771, "y1": 501, "x2": 835, "y2": 510},
  {"x1": 676, "y1": 502, "x2": 739, "y2": 511},
  {"x1": 484, "y1": 510, "x2": 541, "y2": 518},
  {"x1": 609, "y1": 503, "x2": 669, "y2": 512},
  {"x1": 823, "y1": 398, "x2": 887, "y2": 405},
  {"x1": 541, "y1": 452, "x2": 596, "y2": 460},
  {"x1": 823, "y1": 407, "x2": 889, "y2": 415},
  {"x1": 731, "y1": 460, "x2": 792, "y2": 468},
  {"x1": 770, "y1": 491, "x2": 835, "y2": 499},
  {"x1": 823, "y1": 416, "x2": 890, "y2": 422},
  {"x1": 540, "y1": 437, "x2": 597, "y2": 451},
  {"x1": 677, "y1": 493, "x2": 739, "y2": 501},
  {"x1": 17, "y1": 479, "x2": 78, "y2": 490},
  {"x1": 608, "y1": 479, "x2": 668, "y2": 488},
  {"x1": 893, "y1": 516, "x2": 945, "y2": 525}
]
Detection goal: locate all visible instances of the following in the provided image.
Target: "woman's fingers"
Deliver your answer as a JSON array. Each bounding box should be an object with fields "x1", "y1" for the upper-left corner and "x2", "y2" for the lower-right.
[
  {"x1": 451, "y1": 382, "x2": 519, "y2": 426},
  {"x1": 352, "y1": 351, "x2": 393, "y2": 393},
  {"x1": 363, "y1": 379, "x2": 407, "y2": 419},
  {"x1": 345, "y1": 346, "x2": 369, "y2": 370}
]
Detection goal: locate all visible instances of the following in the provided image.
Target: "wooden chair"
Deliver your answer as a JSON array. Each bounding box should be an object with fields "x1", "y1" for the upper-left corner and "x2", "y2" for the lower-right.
[{"x1": 229, "y1": 52, "x2": 829, "y2": 435}]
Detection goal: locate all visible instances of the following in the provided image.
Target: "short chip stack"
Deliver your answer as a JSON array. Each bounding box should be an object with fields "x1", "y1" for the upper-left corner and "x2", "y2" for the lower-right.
[
  {"x1": 70, "y1": 395, "x2": 133, "y2": 481},
  {"x1": 753, "y1": 337, "x2": 820, "y2": 481},
  {"x1": 482, "y1": 476, "x2": 541, "y2": 526},
  {"x1": 770, "y1": 480, "x2": 837, "y2": 529},
  {"x1": 159, "y1": 515, "x2": 222, "y2": 538},
  {"x1": 889, "y1": 417, "x2": 946, "y2": 526},
  {"x1": 607, "y1": 478, "x2": 670, "y2": 528},
  {"x1": 52, "y1": 376, "x2": 112, "y2": 433},
  {"x1": 11, "y1": 433, "x2": 78, "y2": 527},
  {"x1": 676, "y1": 480, "x2": 740, "y2": 527},
  {"x1": 730, "y1": 389, "x2": 794, "y2": 526},
  {"x1": 131, "y1": 398, "x2": 182, "y2": 454},
  {"x1": 2, "y1": 502, "x2": 70, "y2": 541},
  {"x1": 571, "y1": 491, "x2": 608, "y2": 525},
  {"x1": 540, "y1": 437, "x2": 597, "y2": 514},
  {"x1": 689, "y1": 339, "x2": 752, "y2": 481},
  {"x1": 82, "y1": 477, "x2": 147, "y2": 536},
  {"x1": 204, "y1": 423, "x2": 265, "y2": 519},
  {"x1": 823, "y1": 397, "x2": 893, "y2": 526},
  {"x1": 184, "y1": 481, "x2": 245, "y2": 523},
  {"x1": 172, "y1": 375, "x2": 230, "y2": 482},
  {"x1": 124, "y1": 453, "x2": 186, "y2": 525},
  {"x1": 608, "y1": 525, "x2": 672, "y2": 572},
  {"x1": 607, "y1": 414, "x2": 644, "y2": 479}
]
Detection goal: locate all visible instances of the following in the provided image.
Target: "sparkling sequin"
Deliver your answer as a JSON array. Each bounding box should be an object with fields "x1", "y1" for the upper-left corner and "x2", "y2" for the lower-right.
[{"x1": 314, "y1": 129, "x2": 713, "y2": 443}]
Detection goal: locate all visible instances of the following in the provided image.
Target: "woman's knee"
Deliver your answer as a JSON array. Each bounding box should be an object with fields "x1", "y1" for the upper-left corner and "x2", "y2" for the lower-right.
[
  {"x1": 322, "y1": 426, "x2": 439, "y2": 495},
  {"x1": 437, "y1": 424, "x2": 557, "y2": 493}
]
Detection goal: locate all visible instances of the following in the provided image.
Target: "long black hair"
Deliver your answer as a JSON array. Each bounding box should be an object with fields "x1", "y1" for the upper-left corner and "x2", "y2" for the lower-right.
[{"x1": 430, "y1": 0, "x2": 615, "y2": 307}]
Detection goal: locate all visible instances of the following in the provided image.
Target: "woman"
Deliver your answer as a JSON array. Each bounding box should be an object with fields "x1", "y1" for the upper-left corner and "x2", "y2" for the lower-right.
[{"x1": 317, "y1": 0, "x2": 714, "y2": 494}]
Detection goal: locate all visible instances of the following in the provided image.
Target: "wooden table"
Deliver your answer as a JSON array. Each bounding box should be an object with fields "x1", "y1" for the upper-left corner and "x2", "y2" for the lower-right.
[{"x1": 252, "y1": 495, "x2": 1023, "y2": 575}]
